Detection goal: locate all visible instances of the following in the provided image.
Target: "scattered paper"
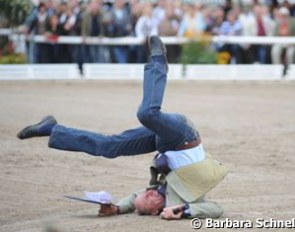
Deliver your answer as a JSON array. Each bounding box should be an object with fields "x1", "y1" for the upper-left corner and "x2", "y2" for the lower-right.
[{"x1": 84, "y1": 191, "x2": 113, "y2": 204}]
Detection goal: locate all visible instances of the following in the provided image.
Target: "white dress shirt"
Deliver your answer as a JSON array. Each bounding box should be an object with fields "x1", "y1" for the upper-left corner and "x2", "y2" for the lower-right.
[{"x1": 165, "y1": 144, "x2": 206, "y2": 170}]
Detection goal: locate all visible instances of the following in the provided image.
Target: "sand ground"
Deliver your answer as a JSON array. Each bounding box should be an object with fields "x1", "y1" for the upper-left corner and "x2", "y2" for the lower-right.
[{"x1": 0, "y1": 80, "x2": 295, "y2": 232}]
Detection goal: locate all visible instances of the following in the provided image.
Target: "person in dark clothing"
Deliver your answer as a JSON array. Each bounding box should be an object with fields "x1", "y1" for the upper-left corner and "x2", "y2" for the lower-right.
[
  {"x1": 81, "y1": 0, "x2": 109, "y2": 63},
  {"x1": 109, "y1": 0, "x2": 132, "y2": 63},
  {"x1": 28, "y1": 3, "x2": 50, "y2": 63},
  {"x1": 44, "y1": 14, "x2": 62, "y2": 63}
]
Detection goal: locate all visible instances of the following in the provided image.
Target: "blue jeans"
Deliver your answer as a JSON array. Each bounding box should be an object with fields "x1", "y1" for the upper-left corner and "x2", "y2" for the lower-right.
[
  {"x1": 49, "y1": 59, "x2": 199, "y2": 158},
  {"x1": 82, "y1": 45, "x2": 108, "y2": 63},
  {"x1": 114, "y1": 46, "x2": 129, "y2": 63},
  {"x1": 257, "y1": 45, "x2": 267, "y2": 64}
]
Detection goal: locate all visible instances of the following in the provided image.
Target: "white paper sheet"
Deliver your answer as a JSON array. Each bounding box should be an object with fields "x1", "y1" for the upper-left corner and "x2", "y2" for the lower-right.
[{"x1": 84, "y1": 191, "x2": 113, "y2": 204}]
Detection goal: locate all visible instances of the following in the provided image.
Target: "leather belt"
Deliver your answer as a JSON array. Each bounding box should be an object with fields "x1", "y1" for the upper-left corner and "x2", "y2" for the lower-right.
[{"x1": 176, "y1": 137, "x2": 201, "y2": 151}]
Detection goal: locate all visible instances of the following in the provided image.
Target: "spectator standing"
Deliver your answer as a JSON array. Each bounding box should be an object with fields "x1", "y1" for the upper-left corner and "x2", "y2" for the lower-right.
[
  {"x1": 128, "y1": 0, "x2": 144, "y2": 63},
  {"x1": 69, "y1": 0, "x2": 83, "y2": 36},
  {"x1": 45, "y1": 0, "x2": 57, "y2": 17},
  {"x1": 158, "y1": 4, "x2": 179, "y2": 37},
  {"x1": 81, "y1": 0, "x2": 107, "y2": 63},
  {"x1": 218, "y1": 10, "x2": 242, "y2": 64},
  {"x1": 271, "y1": 7, "x2": 295, "y2": 66},
  {"x1": 135, "y1": 2, "x2": 158, "y2": 63},
  {"x1": 233, "y1": 4, "x2": 256, "y2": 64},
  {"x1": 152, "y1": 0, "x2": 167, "y2": 27},
  {"x1": 281, "y1": 0, "x2": 295, "y2": 17},
  {"x1": 110, "y1": 0, "x2": 132, "y2": 63},
  {"x1": 158, "y1": 2, "x2": 181, "y2": 62},
  {"x1": 172, "y1": 0, "x2": 184, "y2": 20},
  {"x1": 28, "y1": 2, "x2": 50, "y2": 63},
  {"x1": 44, "y1": 13, "x2": 61, "y2": 63},
  {"x1": 69, "y1": 0, "x2": 84, "y2": 73},
  {"x1": 177, "y1": 3, "x2": 207, "y2": 37},
  {"x1": 206, "y1": 6, "x2": 225, "y2": 35},
  {"x1": 135, "y1": 2, "x2": 158, "y2": 38},
  {"x1": 57, "y1": 2, "x2": 77, "y2": 63},
  {"x1": 222, "y1": 0, "x2": 233, "y2": 20},
  {"x1": 244, "y1": 4, "x2": 275, "y2": 64},
  {"x1": 23, "y1": 1, "x2": 38, "y2": 64}
]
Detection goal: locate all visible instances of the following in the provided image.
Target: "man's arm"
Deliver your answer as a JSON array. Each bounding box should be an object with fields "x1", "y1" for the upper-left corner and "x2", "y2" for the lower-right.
[
  {"x1": 115, "y1": 192, "x2": 139, "y2": 214},
  {"x1": 161, "y1": 201, "x2": 224, "y2": 220},
  {"x1": 99, "y1": 190, "x2": 144, "y2": 216}
]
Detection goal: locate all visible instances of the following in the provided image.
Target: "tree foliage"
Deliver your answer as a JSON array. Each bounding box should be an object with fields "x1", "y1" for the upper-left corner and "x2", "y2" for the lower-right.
[{"x1": 0, "y1": 0, "x2": 32, "y2": 27}]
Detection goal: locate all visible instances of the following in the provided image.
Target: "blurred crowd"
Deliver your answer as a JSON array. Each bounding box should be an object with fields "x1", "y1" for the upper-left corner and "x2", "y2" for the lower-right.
[{"x1": 23, "y1": 0, "x2": 295, "y2": 68}]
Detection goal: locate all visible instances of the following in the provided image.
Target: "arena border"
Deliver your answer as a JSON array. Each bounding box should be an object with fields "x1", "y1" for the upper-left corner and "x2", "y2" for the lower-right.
[{"x1": 0, "y1": 64, "x2": 294, "y2": 81}]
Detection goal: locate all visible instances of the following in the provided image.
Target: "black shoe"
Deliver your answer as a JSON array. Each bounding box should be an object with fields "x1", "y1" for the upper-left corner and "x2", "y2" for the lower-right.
[
  {"x1": 17, "y1": 115, "x2": 57, "y2": 140},
  {"x1": 149, "y1": 36, "x2": 167, "y2": 57},
  {"x1": 149, "y1": 36, "x2": 168, "y2": 71}
]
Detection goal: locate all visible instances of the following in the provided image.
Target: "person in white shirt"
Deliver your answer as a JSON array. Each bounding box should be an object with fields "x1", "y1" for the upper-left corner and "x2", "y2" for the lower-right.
[
  {"x1": 135, "y1": 2, "x2": 158, "y2": 39},
  {"x1": 243, "y1": 4, "x2": 275, "y2": 64},
  {"x1": 134, "y1": 2, "x2": 158, "y2": 63}
]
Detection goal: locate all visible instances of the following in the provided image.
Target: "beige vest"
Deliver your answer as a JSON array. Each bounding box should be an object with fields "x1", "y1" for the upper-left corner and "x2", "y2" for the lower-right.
[{"x1": 166, "y1": 154, "x2": 228, "y2": 203}]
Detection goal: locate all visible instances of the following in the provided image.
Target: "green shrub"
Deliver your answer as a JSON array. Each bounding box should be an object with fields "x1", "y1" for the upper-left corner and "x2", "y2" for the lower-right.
[
  {"x1": 0, "y1": 54, "x2": 27, "y2": 64},
  {"x1": 180, "y1": 41, "x2": 217, "y2": 64}
]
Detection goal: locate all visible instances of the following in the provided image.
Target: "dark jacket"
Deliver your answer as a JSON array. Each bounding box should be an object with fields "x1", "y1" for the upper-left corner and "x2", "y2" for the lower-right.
[{"x1": 81, "y1": 11, "x2": 104, "y2": 37}]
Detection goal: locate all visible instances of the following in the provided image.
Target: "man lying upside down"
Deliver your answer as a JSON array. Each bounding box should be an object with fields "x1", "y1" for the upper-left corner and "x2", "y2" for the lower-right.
[{"x1": 17, "y1": 36, "x2": 228, "y2": 220}]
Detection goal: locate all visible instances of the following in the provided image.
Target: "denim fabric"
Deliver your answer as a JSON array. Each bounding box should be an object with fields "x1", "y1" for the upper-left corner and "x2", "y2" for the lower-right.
[
  {"x1": 257, "y1": 46, "x2": 267, "y2": 64},
  {"x1": 49, "y1": 58, "x2": 199, "y2": 157},
  {"x1": 137, "y1": 61, "x2": 199, "y2": 152},
  {"x1": 82, "y1": 45, "x2": 109, "y2": 63},
  {"x1": 114, "y1": 46, "x2": 129, "y2": 63},
  {"x1": 49, "y1": 125, "x2": 156, "y2": 158}
]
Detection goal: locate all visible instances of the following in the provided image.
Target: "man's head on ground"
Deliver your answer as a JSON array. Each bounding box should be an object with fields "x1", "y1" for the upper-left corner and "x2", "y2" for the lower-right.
[{"x1": 134, "y1": 189, "x2": 165, "y2": 215}]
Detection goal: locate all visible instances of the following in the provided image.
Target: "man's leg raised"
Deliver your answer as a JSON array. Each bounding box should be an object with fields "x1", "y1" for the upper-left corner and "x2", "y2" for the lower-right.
[
  {"x1": 17, "y1": 116, "x2": 157, "y2": 158},
  {"x1": 137, "y1": 36, "x2": 193, "y2": 151}
]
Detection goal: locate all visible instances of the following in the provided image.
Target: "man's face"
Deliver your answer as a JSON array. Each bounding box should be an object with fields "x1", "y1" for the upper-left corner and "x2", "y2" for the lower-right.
[
  {"x1": 39, "y1": 5, "x2": 47, "y2": 14},
  {"x1": 227, "y1": 12, "x2": 236, "y2": 23},
  {"x1": 134, "y1": 189, "x2": 165, "y2": 215},
  {"x1": 89, "y1": 1, "x2": 101, "y2": 14},
  {"x1": 115, "y1": 0, "x2": 125, "y2": 9}
]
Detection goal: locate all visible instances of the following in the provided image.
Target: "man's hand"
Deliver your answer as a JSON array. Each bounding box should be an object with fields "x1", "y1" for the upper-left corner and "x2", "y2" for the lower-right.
[
  {"x1": 98, "y1": 204, "x2": 119, "y2": 217},
  {"x1": 160, "y1": 205, "x2": 184, "y2": 220}
]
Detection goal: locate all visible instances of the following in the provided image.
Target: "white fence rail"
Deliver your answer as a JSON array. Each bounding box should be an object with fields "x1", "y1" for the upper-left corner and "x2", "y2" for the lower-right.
[
  {"x1": 185, "y1": 65, "x2": 284, "y2": 80},
  {"x1": 286, "y1": 65, "x2": 295, "y2": 80},
  {"x1": 84, "y1": 64, "x2": 183, "y2": 80},
  {"x1": 8, "y1": 35, "x2": 295, "y2": 45},
  {"x1": 0, "y1": 64, "x2": 80, "y2": 80},
  {"x1": 84, "y1": 64, "x2": 144, "y2": 80},
  {"x1": 0, "y1": 64, "x2": 294, "y2": 80},
  {"x1": 1, "y1": 29, "x2": 295, "y2": 45}
]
